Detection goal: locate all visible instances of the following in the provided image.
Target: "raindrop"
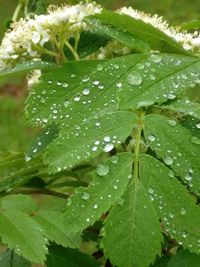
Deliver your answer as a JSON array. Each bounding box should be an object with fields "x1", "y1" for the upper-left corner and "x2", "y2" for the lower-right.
[
  {"x1": 127, "y1": 71, "x2": 142, "y2": 86},
  {"x1": 103, "y1": 136, "x2": 111, "y2": 142},
  {"x1": 117, "y1": 197, "x2": 125, "y2": 206},
  {"x1": 81, "y1": 192, "x2": 90, "y2": 200},
  {"x1": 82, "y1": 76, "x2": 89, "y2": 82},
  {"x1": 64, "y1": 100, "x2": 70, "y2": 108},
  {"x1": 180, "y1": 207, "x2": 186, "y2": 215},
  {"x1": 191, "y1": 136, "x2": 200, "y2": 145},
  {"x1": 167, "y1": 119, "x2": 177, "y2": 126},
  {"x1": 92, "y1": 146, "x2": 97, "y2": 152},
  {"x1": 95, "y1": 122, "x2": 101, "y2": 127},
  {"x1": 62, "y1": 82, "x2": 68, "y2": 88},
  {"x1": 169, "y1": 212, "x2": 175, "y2": 219},
  {"x1": 82, "y1": 88, "x2": 90, "y2": 95},
  {"x1": 148, "y1": 187, "x2": 154, "y2": 194},
  {"x1": 96, "y1": 164, "x2": 110, "y2": 176},
  {"x1": 150, "y1": 54, "x2": 162, "y2": 63},
  {"x1": 103, "y1": 143, "x2": 114, "y2": 152},
  {"x1": 164, "y1": 156, "x2": 173, "y2": 166},
  {"x1": 196, "y1": 123, "x2": 200, "y2": 129},
  {"x1": 93, "y1": 204, "x2": 98, "y2": 209},
  {"x1": 185, "y1": 172, "x2": 193, "y2": 181},
  {"x1": 116, "y1": 82, "x2": 122, "y2": 88},
  {"x1": 93, "y1": 80, "x2": 100, "y2": 86},
  {"x1": 74, "y1": 96, "x2": 80, "y2": 102},
  {"x1": 147, "y1": 134, "x2": 156, "y2": 142},
  {"x1": 97, "y1": 64, "x2": 104, "y2": 71},
  {"x1": 110, "y1": 155, "x2": 119, "y2": 164}
]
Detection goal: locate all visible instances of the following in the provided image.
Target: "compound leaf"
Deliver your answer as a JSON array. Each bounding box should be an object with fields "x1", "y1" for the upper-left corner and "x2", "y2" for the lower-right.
[
  {"x1": 101, "y1": 180, "x2": 162, "y2": 267},
  {"x1": 140, "y1": 155, "x2": 200, "y2": 254},
  {"x1": 144, "y1": 114, "x2": 200, "y2": 196},
  {"x1": 34, "y1": 210, "x2": 81, "y2": 248},
  {"x1": 63, "y1": 153, "x2": 134, "y2": 232},
  {"x1": 0, "y1": 210, "x2": 48, "y2": 263}
]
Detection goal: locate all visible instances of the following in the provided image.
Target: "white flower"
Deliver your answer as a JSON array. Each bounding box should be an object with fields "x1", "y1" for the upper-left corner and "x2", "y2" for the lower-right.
[
  {"x1": 27, "y1": 69, "x2": 41, "y2": 87},
  {"x1": 118, "y1": 7, "x2": 200, "y2": 53},
  {"x1": 0, "y1": 2, "x2": 102, "y2": 70}
]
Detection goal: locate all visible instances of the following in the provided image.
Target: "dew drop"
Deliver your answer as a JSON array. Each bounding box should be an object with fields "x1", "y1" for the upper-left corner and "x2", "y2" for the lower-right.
[
  {"x1": 147, "y1": 134, "x2": 156, "y2": 142},
  {"x1": 110, "y1": 155, "x2": 119, "y2": 164},
  {"x1": 96, "y1": 164, "x2": 110, "y2": 176},
  {"x1": 93, "y1": 204, "x2": 98, "y2": 209},
  {"x1": 116, "y1": 82, "x2": 122, "y2": 88},
  {"x1": 167, "y1": 119, "x2": 177, "y2": 126},
  {"x1": 191, "y1": 136, "x2": 200, "y2": 145},
  {"x1": 74, "y1": 96, "x2": 80, "y2": 102},
  {"x1": 103, "y1": 143, "x2": 114, "y2": 152},
  {"x1": 196, "y1": 123, "x2": 200, "y2": 129},
  {"x1": 148, "y1": 187, "x2": 154, "y2": 194},
  {"x1": 81, "y1": 192, "x2": 90, "y2": 200},
  {"x1": 103, "y1": 136, "x2": 111, "y2": 142},
  {"x1": 82, "y1": 88, "x2": 90, "y2": 95},
  {"x1": 150, "y1": 54, "x2": 162, "y2": 63},
  {"x1": 127, "y1": 71, "x2": 142, "y2": 86},
  {"x1": 62, "y1": 82, "x2": 68, "y2": 88},
  {"x1": 164, "y1": 156, "x2": 173, "y2": 166}
]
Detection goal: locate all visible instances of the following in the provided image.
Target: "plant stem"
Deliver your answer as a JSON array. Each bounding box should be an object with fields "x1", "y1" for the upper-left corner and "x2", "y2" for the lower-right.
[
  {"x1": 8, "y1": 188, "x2": 69, "y2": 199},
  {"x1": 65, "y1": 40, "x2": 80, "y2": 61},
  {"x1": 133, "y1": 111, "x2": 145, "y2": 181},
  {"x1": 12, "y1": 2, "x2": 23, "y2": 22}
]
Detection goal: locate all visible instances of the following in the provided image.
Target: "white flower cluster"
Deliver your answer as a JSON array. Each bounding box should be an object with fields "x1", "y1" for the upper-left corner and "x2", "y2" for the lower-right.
[
  {"x1": 0, "y1": 2, "x2": 102, "y2": 70},
  {"x1": 118, "y1": 7, "x2": 200, "y2": 52}
]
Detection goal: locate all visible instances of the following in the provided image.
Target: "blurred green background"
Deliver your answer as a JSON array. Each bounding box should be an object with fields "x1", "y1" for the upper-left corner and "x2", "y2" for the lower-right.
[{"x1": 0, "y1": 0, "x2": 200, "y2": 153}]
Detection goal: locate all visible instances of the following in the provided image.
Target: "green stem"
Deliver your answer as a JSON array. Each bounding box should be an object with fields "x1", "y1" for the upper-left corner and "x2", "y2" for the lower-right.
[
  {"x1": 133, "y1": 111, "x2": 145, "y2": 181},
  {"x1": 8, "y1": 188, "x2": 69, "y2": 199},
  {"x1": 65, "y1": 40, "x2": 80, "y2": 61},
  {"x1": 12, "y1": 2, "x2": 23, "y2": 22},
  {"x1": 10, "y1": 250, "x2": 14, "y2": 267}
]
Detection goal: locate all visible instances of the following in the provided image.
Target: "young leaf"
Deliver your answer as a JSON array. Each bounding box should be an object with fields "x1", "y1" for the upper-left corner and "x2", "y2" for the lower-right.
[
  {"x1": 63, "y1": 153, "x2": 134, "y2": 232},
  {"x1": 46, "y1": 245, "x2": 100, "y2": 267},
  {"x1": 0, "y1": 210, "x2": 48, "y2": 263},
  {"x1": 101, "y1": 180, "x2": 162, "y2": 267},
  {"x1": 140, "y1": 155, "x2": 200, "y2": 254},
  {"x1": 167, "y1": 249, "x2": 200, "y2": 267},
  {"x1": 0, "y1": 249, "x2": 31, "y2": 267},
  {"x1": 144, "y1": 114, "x2": 200, "y2": 196},
  {"x1": 34, "y1": 210, "x2": 81, "y2": 248},
  {"x1": 86, "y1": 9, "x2": 187, "y2": 54}
]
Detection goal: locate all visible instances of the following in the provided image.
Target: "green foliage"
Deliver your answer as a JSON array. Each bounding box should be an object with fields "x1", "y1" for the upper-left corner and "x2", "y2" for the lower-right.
[
  {"x1": 101, "y1": 180, "x2": 163, "y2": 267},
  {"x1": 1, "y1": 2, "x2": 200, "y2": 267},
  {"x1": 0, "y1": 249, "x2": 31, "y2": 267},
  {"x1": 46, "y1": 245, "x2": 100, "y2": 267}
]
